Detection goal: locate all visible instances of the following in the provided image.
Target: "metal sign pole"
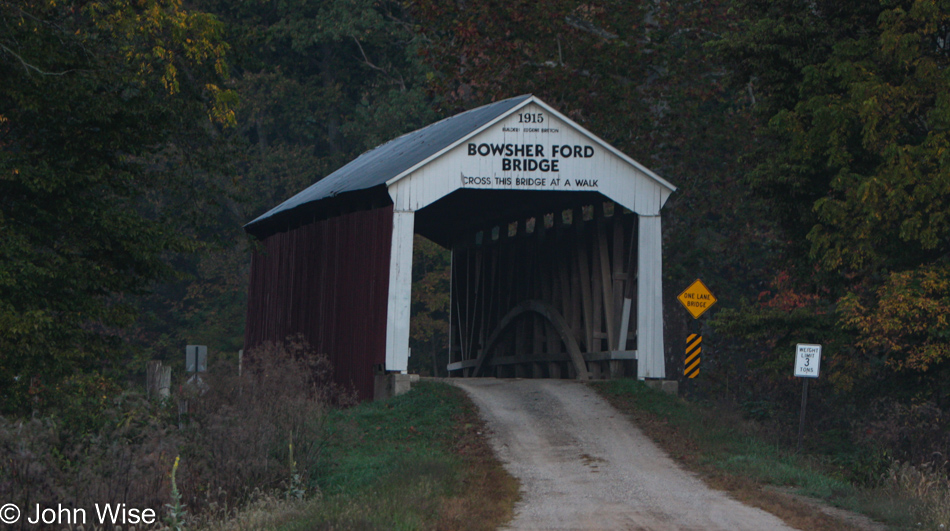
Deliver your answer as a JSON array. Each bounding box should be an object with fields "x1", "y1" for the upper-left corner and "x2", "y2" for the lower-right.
[{"x1": 797, "y1": 377, "x2": 809, "y2": 452}]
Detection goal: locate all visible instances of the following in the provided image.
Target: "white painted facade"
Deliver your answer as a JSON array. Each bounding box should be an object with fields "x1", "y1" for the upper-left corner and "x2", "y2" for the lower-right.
[{"x1": 384, "y1": 96, "x2": 675, "y2": 378}]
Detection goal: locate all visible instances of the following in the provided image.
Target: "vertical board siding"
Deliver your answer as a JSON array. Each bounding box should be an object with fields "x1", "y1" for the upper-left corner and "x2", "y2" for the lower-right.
[{"x1": 245, "y1": 205, "x2": 394, "y2": 401}]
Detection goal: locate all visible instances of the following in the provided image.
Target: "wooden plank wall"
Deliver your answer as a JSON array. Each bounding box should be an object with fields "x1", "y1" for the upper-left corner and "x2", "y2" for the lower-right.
[
  {"x1": 245, "y1": 205, "x2": 394, "y2": 401},
  {"x1": 448, "y1": 202, "x2": 638, "y2": 379}
]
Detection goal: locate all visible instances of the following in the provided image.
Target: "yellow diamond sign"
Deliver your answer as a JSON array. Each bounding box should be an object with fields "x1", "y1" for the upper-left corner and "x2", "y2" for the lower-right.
[{"x1": 677, "y1": 279, "x2": 717, "y2": 319}]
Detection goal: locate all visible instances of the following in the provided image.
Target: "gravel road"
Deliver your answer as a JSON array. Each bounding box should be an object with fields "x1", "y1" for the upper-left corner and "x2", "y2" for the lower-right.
[{"x1": 451, "y1": 378, "x2": 798, "y2": 531}]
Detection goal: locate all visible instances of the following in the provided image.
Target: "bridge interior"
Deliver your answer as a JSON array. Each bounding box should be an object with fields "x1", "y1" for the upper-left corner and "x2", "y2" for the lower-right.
[{"x1": 415, "y1": 189, "x2": 641, "y2": 380}]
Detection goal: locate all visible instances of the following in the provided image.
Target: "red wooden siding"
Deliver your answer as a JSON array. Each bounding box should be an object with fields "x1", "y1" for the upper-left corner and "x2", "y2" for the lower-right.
[{"x1": 244, "y1": 205, "x2": 394, "y2": 401}]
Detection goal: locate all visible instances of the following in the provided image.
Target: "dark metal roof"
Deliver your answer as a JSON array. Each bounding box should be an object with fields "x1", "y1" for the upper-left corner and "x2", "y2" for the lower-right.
[{"x1": 245, "y1": 95, "x2": 532, "y2": 237}]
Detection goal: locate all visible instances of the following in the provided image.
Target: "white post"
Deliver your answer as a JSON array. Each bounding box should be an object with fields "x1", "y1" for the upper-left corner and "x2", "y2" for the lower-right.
[
  {"x1": 637, "y1": 214, "x2": 665, "y2": 379},
  {"x1": 158, "y1": 366, "x2": 171, "y2": 399},
  {"x1": 385, "y1": 209, "x2": 415, "y2": 372}
]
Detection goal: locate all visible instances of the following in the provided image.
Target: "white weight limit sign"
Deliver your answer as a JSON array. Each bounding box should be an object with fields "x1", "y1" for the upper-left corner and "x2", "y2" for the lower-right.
[{"x1": 794, "y1": 344, "x2": 821, "y2": 378}]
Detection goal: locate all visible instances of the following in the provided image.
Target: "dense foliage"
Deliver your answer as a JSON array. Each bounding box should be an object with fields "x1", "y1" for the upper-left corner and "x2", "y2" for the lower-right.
[
  {"x1": 714, "y1": 0, "x2": 950, "y2": 407},
  {"x1": 0, "y1": 0, "x2": 236, "y2": 414},
  {"x1": 2, "y1": 0, "x2": 949, "y2": 469}
]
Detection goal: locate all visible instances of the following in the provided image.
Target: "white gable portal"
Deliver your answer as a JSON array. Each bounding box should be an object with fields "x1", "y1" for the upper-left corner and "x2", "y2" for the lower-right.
[
  {"x1": 383, "y1": 96, "x2": 675, "y2": 382},
  {"x1": 387, "y1": 98, "x2": 675, "y2": 215}
]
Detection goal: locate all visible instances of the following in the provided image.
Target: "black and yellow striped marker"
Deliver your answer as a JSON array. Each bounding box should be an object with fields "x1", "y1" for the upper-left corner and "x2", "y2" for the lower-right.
[{"x1": 685, "y1": 334, "x2": 701, "y2": 378}]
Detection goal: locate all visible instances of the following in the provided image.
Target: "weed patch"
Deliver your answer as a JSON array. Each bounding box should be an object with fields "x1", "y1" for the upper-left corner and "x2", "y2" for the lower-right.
[{"x1": 209, "y1": 381, "x2": 518, "y2": 531}]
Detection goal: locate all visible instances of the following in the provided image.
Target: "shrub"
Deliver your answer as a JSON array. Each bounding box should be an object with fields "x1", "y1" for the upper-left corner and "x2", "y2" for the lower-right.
[
  {"x1": 0, "y1": 338, "x2": 349, "y2": 529},
  {"x1": 883, "y1": 460, "x2": 950, "y2": 528},
  {"x1": 859, "y1": 399, "x2": 950, "y2": 467},
  {"x1": 176, "y1": 338, "x2": 355, "y2": 515}
]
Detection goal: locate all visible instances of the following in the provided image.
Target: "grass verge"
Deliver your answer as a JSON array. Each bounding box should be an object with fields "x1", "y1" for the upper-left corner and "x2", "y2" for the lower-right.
[
  {"x1": 203, "y1": 381, "x2": 518, "y2": 530},
  {"x1": 590, "y1": 379, "x2": 922, "y2": 531}
]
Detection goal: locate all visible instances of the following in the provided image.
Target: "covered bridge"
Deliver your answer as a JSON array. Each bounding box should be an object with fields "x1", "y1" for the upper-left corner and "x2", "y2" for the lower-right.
[{"x1": 244, "y1": 95, "x2": 676, "y2": 400}]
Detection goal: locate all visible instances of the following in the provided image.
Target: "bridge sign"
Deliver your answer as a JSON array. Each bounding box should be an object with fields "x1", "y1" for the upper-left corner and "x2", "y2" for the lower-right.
[{"x1": 677, "y1": 279, "x2": 717, "y2": 319}]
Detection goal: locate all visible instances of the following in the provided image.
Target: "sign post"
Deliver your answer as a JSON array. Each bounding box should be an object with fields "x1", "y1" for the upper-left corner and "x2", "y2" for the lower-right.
[
  {"x1": 676, "y1": 280, "x2": 717, "y2": 378},
  {"x1": 185, "y1": 345, "x2": 208, "y2": 373},
  {"x1": 794, "y1": 344, "x2": 822, "y2": 452},
  {"x1": 184, "y1": 345, "x2": 209, "y2": 392}
]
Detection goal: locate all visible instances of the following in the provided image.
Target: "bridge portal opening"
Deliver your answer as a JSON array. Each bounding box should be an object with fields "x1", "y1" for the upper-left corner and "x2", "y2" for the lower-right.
[{"x1": 414, "y1": 189, "x2": 640, "y2": 380}]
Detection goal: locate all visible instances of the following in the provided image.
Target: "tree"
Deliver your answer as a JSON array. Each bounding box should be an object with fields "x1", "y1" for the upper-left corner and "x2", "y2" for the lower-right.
[
  {"x1": 715, "y1": 0, "x2": 950, "y2": 394},
  {"x1": 0, "y1": 0, "x2": 236, "y2": 415},
  {"x1": 195, "y1": 0, "x2": 439, "y2": 212}
]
